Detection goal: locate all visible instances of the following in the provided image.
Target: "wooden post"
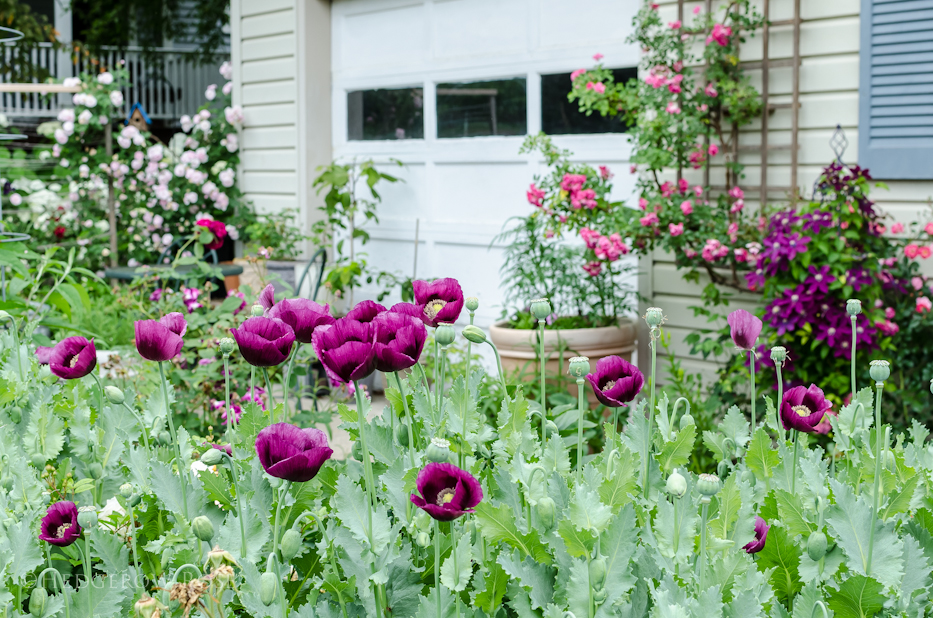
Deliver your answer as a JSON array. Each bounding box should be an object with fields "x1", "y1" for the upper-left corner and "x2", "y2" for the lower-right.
[{"x1": 105, "y1": 121, "x2": 117, "y2": 267}]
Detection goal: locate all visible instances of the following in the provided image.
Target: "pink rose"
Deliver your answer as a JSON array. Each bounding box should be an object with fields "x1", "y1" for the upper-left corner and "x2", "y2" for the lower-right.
[
  {"x1": 709, "y1": 144, "x2": 719, "y2": 156},
  {"x1": 666, "y1": 101, "x2": 681, "y2": 114},
  {"x1": 639, "y1": 197, "x2": 649, "y2": 210},
  {"x1": 570, "y1": 69, "x2": 586, "y2": 82},
  {"x1": 705, "y1": 82, "x2": 718, "y2": 97},
  {"x1": 706, "y1": 23, "x2": 732, "y2": 46},
  {"x1": 668, "y1": 20, "x2": 682, "y2": 29},
  {"x1": 694, "y1": 186, "x2": 703, "y2": 196},
  {"x1": 891, "y1": 222, "x2": 904, "y2": 234},
  {"x1": 906, "y1": 244, "x2": 920, "y2": 258},
  {"x1": 669, "y1": 223, "x2": 684, "y2": 236},
  {"x1": 925, "y1": 222, "x2": 933, "y2": 235},
  {"x1": 680, "y1": 200, "x2": 693, "y2": 215},
  {"x1": 922, "y1": 246, "x2": 932, "y2": 259},
  {"x1": 917, "y1": 296, "x2": 932, "y2": 314},
  {"x1": 640, "y1": 212, "x2": 660, "y2": 226},
  {"x1": 593, "y1": 53, "x2": 604, "y2": 61}
]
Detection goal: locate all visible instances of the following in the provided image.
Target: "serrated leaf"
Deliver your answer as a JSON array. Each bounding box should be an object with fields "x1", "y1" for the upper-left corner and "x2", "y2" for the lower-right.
[
  {"x1": 440, "y1": 531, "x2": 473, "y2": 592},
  {"x1": 882, "y1": 474, "x2": 918, "y2": 520},
  {"x1": 826, "y1": 575, "x2": 884, "y2": 618},
  {"x1": 774, "y1": 489, "x2": 814, "y2": 537},
  {"x1": 710, "y1": 474, "x2": 744, "y2": 541},
  {"x1": 333, "y1": 475, "x2": 391, "y2": 555},
  {"x1": 472, "y1": 559, "x2": 508, "y2": 614},
  {"x1": 566, "y1": 557, "x2": 592, "y2": 618},
  {"x1": 755, "y1": 525, "x2": 802, "y2": 606},
  {"x1": 569, "y1": 482, "x2": 611, "y2": 533},
  {"x1": 474, "y1": 501, "x2": 551, "y2": 564},
  {"x1": 654, "y1": 495, "x2": 696, "y2": 563},
  {"x1": 23, "y1": 401, "x2": 65, "y2": 461},
  {"x1": 655, "y1": 423, "x2": 696, "y2": 473},
  {"x1": 91, "y1": 530, "x2": 129, "y2": 576},
  {"x1": 150, "y1": 460, "x2": 187, "y2": 517},
  {"x1": 599, "y1": 505, "x2": 638, "y2": 607},
  {"x1": 793, "y1": 580, "x2": 832, "y2": 618},
  {"x1": 558, "y1": 518, "x2": 596, "y2": 558},
  {"x1": 499, "y1": 549, "x2": 555, "y2": 609},
  {"x1": 67, "y1": 576, "x2": 127, "y2": 617},
  {"x1": 599, "y1": 446, "x2": 637, "y2": 508},
  {"x1": 6, "y1": 519, "x2": 42, "y2": 583},
  {"x1": 746, "y1": 428, "x2": 779, "y2": 483}
]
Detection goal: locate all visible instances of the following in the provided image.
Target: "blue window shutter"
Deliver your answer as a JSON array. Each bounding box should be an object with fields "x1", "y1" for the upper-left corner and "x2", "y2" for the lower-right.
[{"x1": 859, "y1": 0, "x2": 933, "y2": 179}]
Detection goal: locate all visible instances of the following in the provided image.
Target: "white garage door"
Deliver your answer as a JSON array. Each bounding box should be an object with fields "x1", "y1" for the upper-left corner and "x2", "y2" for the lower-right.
[{"x1": 331, "y1": 0, "x2": 641, "y2": 328}]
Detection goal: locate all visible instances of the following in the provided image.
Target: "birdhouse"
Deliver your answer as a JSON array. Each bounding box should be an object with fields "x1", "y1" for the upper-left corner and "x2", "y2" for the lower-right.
[{"x1": 126, "y1": 103, "x2": 151, "y2": 132}]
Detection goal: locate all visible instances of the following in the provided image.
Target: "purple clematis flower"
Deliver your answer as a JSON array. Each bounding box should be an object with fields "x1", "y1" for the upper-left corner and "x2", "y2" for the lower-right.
[
  {"x1": 312, "y1": 318, "x2": 376, "y2": 384},
  {"x1": 39, "y1": 501, "x2": 81, "y2": 546},
  {"x1": 410, "y1": 462, "x2": 483, "y2": 521},
  {"x1": 585, "y1": 355, "x2": 645, "y2": 408},
  {"x1": 413, "y1": 278, "x2": 464, "y2": 327},
  {"x1": 727, "y1": 309, "x2": 763, "y2": 351},
  {"x1": 743, "y1": 516, "x2": 770, "y2": 553},
  {"x1": 230, "y1": 316, "x2": 296, "y2": 367},
  {"x1": 49, "y1": 336, "x2": 98, "y2": 380},
  {"x1": 780, "y1": 384, "x2": 834, "y2": 433},
  {"x1": 35, "y1": 346, "x2": 53, "y2": 365},
  {"x1": 135, "y1": 312, "x2": 187, "y2": 362},
  {"x1": 267, "y1": 298, "x2": 335, "y2": 344},
  {"x1": 373, "y1": 311, "x2": 427, "y2": 373},
  {"x1": 258, "y1": 283, "x2": 276, "y2": 311},
  {"x1": 255, "y1": 422, "x2": 333, "y2": 482},
  {"x1": 345, "y1": 300, "x2": 387, "y2": 324}
]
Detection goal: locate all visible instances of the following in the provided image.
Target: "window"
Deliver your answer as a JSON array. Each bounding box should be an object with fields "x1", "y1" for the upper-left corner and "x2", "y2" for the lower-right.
[
  {"x1": 541, "y1": 67, "x2": 637, "y2": 135},
  {"x1": 347, "y1": 87, "x2": 424, "y2": 141},
  {"x1": 436, "y1": 78, "x2": 527, "y2": 138}
]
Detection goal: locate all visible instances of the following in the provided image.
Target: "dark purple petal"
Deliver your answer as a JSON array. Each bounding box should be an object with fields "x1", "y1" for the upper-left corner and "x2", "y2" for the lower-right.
[
  {"x1": 259, "y1": 284, "x2": 276, "y2": 311},
  {"x1": 743, "y1": 516, "x2": 770, "y2": 553},
  {"x1": 585, "y1": 355, "x2": 644, "y2": 407},
  {"x1": 231, "y1": 316, "x2": 296, "y2": 367},
  {"x1": 728, "y1": 309, "x2": 763, "y2": 350},
  {"x1": 389, "y1": 302, "x2": 424, "y2": 321},
  {"x1": 413, "y1": 278, "x2": 464, "y2": 327},
  {"x1": 135, "y1": 320, "x2": 184, "y2": 362},
  {"x1": 411, "y1": 462, "x2": 483, "y2": 521},
  {"x1": 346, "y1": 300, "x2": 387, "y2": 324},
  {"x1": 35, "y1": 346, "x2": 52, "y2": 365},
  {"x1": 780, "y1": 384, "x2": 833, "y2": 433},
  {"x1": 255, "y1": 423, "x2": 333, "y2": 482},
  {"x1": 160, "y1": 312, "x2": 188, "y2": 337},
  {"x1": 267, "y1": 298, "x2": 334, "y2": 344},
  {"x1": 49, "y1": 337, "x2": 97, "y2": 380},
  {"x1": 311, "y1": 319, "x2": 376, "y2": 383},
  {"x1": 373, "y1": 312, "x2": 427, "y2": 372},
  {"x1": 38, "y1": 501, "x2": 81, "y2": 546}
]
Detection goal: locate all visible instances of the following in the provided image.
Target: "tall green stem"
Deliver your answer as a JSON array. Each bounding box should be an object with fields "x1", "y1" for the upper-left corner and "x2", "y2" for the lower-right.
[
  {"x1": 487, "y1": 340, "x2": 507, "y2": 390},
  {"x1": 263, "y1": 368, "x2": 277, "y2": 422},
  {"x1": 538, "y1": 319, "x2": 547, "y2": 444},
  {"x1": 283, "y1": 344, "x2": 300, "y2": 421},
  {"x1": 223, "y1": 354, "x2": 234, "y2": 434},
  {"x1": 749, "y1": 349, "x2": 756, "y2": 429},
  {"x1": 867, "y1": 383, "x2": 885, "y2": 576},
  {"x1": 436, "y1": 347, "x2": 448, "y2": 416},
  {"x1": 158, "y1": 362, "x2": 188, "y2": 519},
  {"x1": 221, "y1": 452, "x2": 248, "y2": 558},
  {"x1": 394, "y1": 372, "x2": 417, "y2": 469},
  {"x1": 452, "y1": 521, "x2": 460, "y2": 618},
  {"x1": 645, "y1": 327, "x2": 659, "y2": 499},
  {"x1": 698, "y1": 500, "x2": 710, "y2": 589},
  {"x1": 128, "y1": 503, "x2": 143, "y2": 596},
  {"x1": 576, "y1": 377, "x2": 586, "y2": 482},
  {"x1": 91, "y1": 372, "x2": 104, "y2": 417},
  {"x1": 250, "y1": 366, "x2": 255, "y2": 412},
  {"x1": 36, "y1": 568, "x2": 70, "y2": 618},
  {"x1": 776, "y1": 362, "x2": 785, "y2": 442},
  {"x1": 850, "y1": 316, "x2": 857, "y2": 402},
  {"x1": 791, "y1": 430, "x2": 800, "y2": 494},
  {"x1": 353, "y1": 380, "x2": 383, "y2": 616},
  {"x1": 434, "y1": 519, "x2": 442, "y2": 618},
  {"x1": 83, "y1": 535, "x2": 93, "y2": 617},
  {"x1": 122, "y1": 401, "x2": 151, "y2": 452}
]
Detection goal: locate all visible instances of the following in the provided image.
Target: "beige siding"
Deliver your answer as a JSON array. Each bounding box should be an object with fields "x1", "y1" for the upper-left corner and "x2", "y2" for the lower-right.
[{"x1": 640, "y1": 0, "x2": 933, "y2": 383}]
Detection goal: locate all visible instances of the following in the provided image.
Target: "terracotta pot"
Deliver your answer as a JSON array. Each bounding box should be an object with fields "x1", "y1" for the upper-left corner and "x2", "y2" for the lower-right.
[{"x1": 489, "y1": 318, "x2": 637, "y2": 402}]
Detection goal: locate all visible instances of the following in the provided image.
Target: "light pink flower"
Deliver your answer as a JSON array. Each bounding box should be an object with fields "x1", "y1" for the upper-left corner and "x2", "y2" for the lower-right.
[
  {"x1": 917, "y1": 296, "x2": 932, "y2": 314},
  {"x1": 705, "y1": 82, "x2": 718, "y2": 97},
  {"x1": 582, "y1": 261, "x2": 603, "y2": 277},
  {"x1": 638, "y1": 197, "x2": 649, "y2": 210},
  {"x1": 925, "y1": 222, "x2": 933, "y2": 235},
  {"x1": 586, "y1": 82, "x2": 606, "y2": 94},
  {"x1": 706, "y1": 23, "x2": 732, "y2": 46},
  {"x1": 669, "y1": 223, "x2": 684, "y2": 236},
  {"x1": 922, "y1": 246, "x2": 933, "y2": 259},
  {"x1": 693, "y1": 5, "x2": 701, "y2": 14},
  {"x1": 593, "y1": 53, "x2": 604, "y2": 61},
  {"x1": 680, "y1": 200, "x2": 693, "y2": 215},
  {"x1": 640, "y1": 212, "x2": 660, "y2": 227},
  {"x1": 906, "y1": 244, "x2": 920, "y2": 258},
  {"x1": 729, "y1": 186, "x2": 745, "y2": 200},
  {"x1": 570, "y1": 69, "x2": 587, "y2": 82},
  {"x1": 666, "y1": 101, "x2": 681, "y2": 114},
  {"x1": 891, "y1": 222, "x2": 904, "y2": 234},
  {"x1": 885, "y1": 307, "x2": 896, "y2": 318},
  {"x1": 668, "y1": 20, "x2": 682, "y2": 29},
  {"x1": 694, "y1": 186, "x2": 703, "y2": 196},
  {"x1": 731, "y1": 200, "x2": 745, "y2": 214}
]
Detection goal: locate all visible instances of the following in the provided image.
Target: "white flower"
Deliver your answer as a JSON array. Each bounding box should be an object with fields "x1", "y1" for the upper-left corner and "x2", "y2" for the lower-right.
[
  {"x1": 147, "y1": 144, "x2": 164, "y2": 162},
  {"x1": 226, "y1": 224, "x2": 239, "y2": 240},
  {"x1": 0, "y1": 114, "x2": 7, "y2": 128},
  {"x1": 72, "y1": 93, "x2": 86, "y2": 106},
  {"x1": 127, "y1": 258, "x2": 139, "y2": 267},
  {"x1": 180, "y1": 115, "x2": 193, "y2": 133},
  {"x1": 219, "y1": 168, "x2": 235, "y2": 188},
  {"x1": 223, "y1": 133, "x2": 238, "y2": 153},
  {"x1": 77, "y1": 109, "x2": 93, "y2": 125},
  {"x1": 219, "y1": 61, "x2": 233, "y2": 80},
  {"x1": 155, "y1": 185, "x2": 171, "y2": 201},
  {"x1": 57, "y1": 108, "x2": 75, "y2": 123},
  {"x1": 224, "y1": 106, "x2": 244, "y2": 125},
  {"x1": 132, "y1": 134, "x2": 145, "y2": 146},
  {"x1": 153, "y1": 214, "x2": 164, "y2": 227},
  {"x1": 79, "y1": 164, "x2": 90, "y2": 178},
  {"x1": 97, "y1": 72, "x2": 114, "y2": 85},
  {"x1": 214, "y1": 193, "x2": 229, "y2": 211},
  {"x1": 162, "y1": 233, "x2": 173, "y2": 245},
  {"x1": 117, "y1": 136, "x2": 131, "y2": 149},
  {"x1": 202, "y1": 181, "x2": 218, "y2": 196},
  {"x1": 98, "y1": 115, "x2": 108, "y2": 124},
  {"x1": 62, "y1": 77, "x2": 81, "y2": 88},
  {"x1": 110, "y1": 91, "x2": 123, "y2": 107},
  {"x1": 196, "y1": 148, "x2": 208, "y2": 163},
  {"x1": 39, "y1": 150, "x2": 51, "y2": 161},
  {"x1": 197, "y1": 120, "x2": 211, "y2": 133},
  {"x1": 174, "y1": 163, "x2": 186, "y2": 177},
  {"x1": 62, "y1": 121, "x2": 75, "y2": 135},
  {"x1": 183, "y1": 191, "x2": 198, "y2": 205},
  {"x1": 54, "y1": 129, "x2": 68, "y2": 144},
  {"x1": 205, "y1": 84, "x2": 217, "y2": 101},
  {"x1": 223, "y1": 82, "x2": 232, "y2": 96},
  {"x1": 131, "y1": 158, "x2": 143, "y2": 171},
  {"x1": 9, "y1": 194, "x2": 21, "y2": 206},
  {"x1": 84, "y1": 95, "x2": 98, "y2": 108}
]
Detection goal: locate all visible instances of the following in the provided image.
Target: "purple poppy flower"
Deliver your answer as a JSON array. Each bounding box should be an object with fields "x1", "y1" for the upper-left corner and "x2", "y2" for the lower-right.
[
  {"x1": 230, "y1": 316, "x2": 296, "y2": 367},
  {"x1": 49, "y1": 336, "x2": 97, "y2": 380},
  {"x1": 389, "y1": 302, "x2": 424, "y2": 321},
  {"x1": 410, "y1": 462, "x2": 483, "y2": 521},
  {"x1": 584, "y1": 355, "x2": 645, "y2": 408},
  {"x1": 135, "y1": 312, "x2": 187, "y2": 362},
  {"x1": 780, "y1": 384, "x2": 833, "y2": 434},
  {"x1": 743, "y1": 516, "x2": 770, "y2": 553},
  {"x1": 727, "y1": 309, "x2": 762, "y2": 351},
  {"x1": 259, "y1": 283, "x2": 276, "y2": 311},
  {"x1": 373, "y1": 311, "x2": 427, "y2": 373},
  {"x1": 345, "y1": 300, "x2": 387, "y2": 324},
  {"x1": 35, "y1": 346, "x2": 53, "y2": 365},
  {"x1": 255, "y1": 422, "x2": 333, "y2": 482},
  {"x1": 413, "y1": 278, "x2": 464, "y2": 327},
  {"x1": 267, "y1": 298, "x2": 335, "y2": 344},
  {"x1": 311, "y1": 318, "x2": 376, "y2": 384},
  {"x1": 203, "y1": 442, "x2": 233, "y2": 456},
  {"x1": 39, "y1": 501, "x2": 81, "y2": 546}
]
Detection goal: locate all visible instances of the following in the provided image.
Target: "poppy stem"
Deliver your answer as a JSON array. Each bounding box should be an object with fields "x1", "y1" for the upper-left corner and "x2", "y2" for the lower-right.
[
  {"x1": 393, "y1": 372, "x2": 417, "y2": 469},
  {"x1": 158, "y1": 362, "x2": 188, "y2": 520},
  {"x1": 850, "y1": 315, "x2": 857, "y2": 403},
  {"x1": 791, "y1": 430, "x2": 799, "y2": 494},
  {"x1": 263, "y1": 367, "x2": 277, "y2": 422},
  {"x1": 775, "y1": 362, "x2": 785, "y2": 443},
  {"x1": 867, "y1": 384, "x2": 886, "y2": 576},
  {"x1": 250, "y1": 366, "x2": 256, "y2": 413},
  {"x1": 434, "y1": 518, "x2": 442, "y2": 618},
  {"x1": 36, "y1": 568, "x2": 70, "y2": 618},
  {"x1": 749, "y1": 349, "x2": 756, "y2": 429},
  {"x1": 83, "y1": 534, "x2": 92, "y2": 617},
  {"x1": 486, "y1": 340, "x2": 507, "y2": 391},
  {"x1": 697, "y1": 498, "x2": 710, "y2": 589},
  {"x1": 353, "y1": 380, "x2": 383, "y2": 615},
  {"x1": 283, "y1": 344, "x2": 300, "y2": 422},
  {"x1": 538, "y1": 318, "x2": 547, "y2": 444},
  {"x1": 223, "y1": 354, "x2": 234, "y2": 434},
  {"x1": 576, "y1": 377, "x2": 586, "y2": 483},
  {"x1": 127, "y1": 502, "x2": 143, "y2": 597},
  {"x1": 91, "y1": 372, "x2": 104, "y2": 417},
  {"x1": 219, "y1": 451, "x2": 248, "y2": 559},
  {"x1": 121, "y1": 401, "x2": 151, "y2": 453},
  {"x1": 645, "y1": 327, "x2": 659, "y2": 499}
]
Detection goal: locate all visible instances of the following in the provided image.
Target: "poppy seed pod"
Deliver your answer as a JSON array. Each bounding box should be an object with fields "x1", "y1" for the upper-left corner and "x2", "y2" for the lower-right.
[
  {"x1": 192, "y1": 516, "x2": 214, "y2": 542},
  {"x1": 120, "y1": 483, "x2": 134, "y2": 498},
  {"x1": 426, "y1": 437, "x2": 451, "y2": 463},
  {"x1": 770, "y1": 346, "x2": 787, "y2": 363},
  {"x1": 666, "y1": 469, "x2": 687, "y2": 498},
  {"x1": 435, "y1": 324, "x2": 456, "y2": 347},
  {"x1": 869, "y1": 360, "x2": 890, "y2": 383},
  {"x1": 461, "y1": 325, "x2": 487, "y2": 344},
  {"x1": 219, "y1": 337, "x2": 236, "y2": 356},
  {"x1": 536, "y1": 496, "x2": 556, "y2": 528},
  {"x1": 251, "y1": 304, "x2": 265, "y2": 317},
  {"x1": 105, "y1": 386, "x2": 125, "y2": 405},
  {"x1": 645, "y1": 307, "x2": 664, "y2": 327},
  {"x1": 568, "y1": 356, "x2": 590, "y2": 378},
  {"x1": 77, "y1": 506, "x2": 98, "y2": 530},
  {"x1": 134, "y1": 596, "x2": 161, "y2": 618},
  {"x1": 589, "y1": 557, "x2": 607, "y2": 588},
  {"x1": 846, "y1": 298, "x2": 862, "y2": 317},
  {"x1": 465, "y1": 296, "x2": 479, "y2": 312},
  {"x1": 530, "y1": 298, "x2": 552, "y2": 321},
  {"x1": 807, "y1": 530, "x2": 828, "y2": 561},
  {"x1": 696, "y1": 473, "x2": 721, "y2": 496}
]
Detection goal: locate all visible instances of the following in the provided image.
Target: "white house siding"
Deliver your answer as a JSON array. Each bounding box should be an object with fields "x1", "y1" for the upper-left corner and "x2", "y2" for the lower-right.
[
  {"x1": 640, "y1": 0, "x2": 933, "y2": 383},
  {"x1": 329, "y1": 0, "x2": 642, "y2": 328},
  {"x1": 229, "y1": 0, "x2": 331, "y2": 257}
]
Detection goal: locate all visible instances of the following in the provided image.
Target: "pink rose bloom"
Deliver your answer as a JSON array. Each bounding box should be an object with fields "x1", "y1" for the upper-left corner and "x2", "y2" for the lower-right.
[
  {"x1": 638, "y1": 197, "x2": 649, "y2": 210},
  {"x1": 925, "y1": 222, "x2": 933, "y2": 235},
  {"x1": 706, "y1": 23, "x2": 732, "y2": 46},
  {"x1": 678, "y1": 178, "x2": 689, "y2": 193},
  {"x1": 640, "y1": 212, "x2": 660, "y2": 227},
  {"x1": 586, "y1": 82, "x2": 606, "y2": 94},
  {"x1": 876, "y1": 224, "x2": 887, "y2": 234},
  {"x1": 709, "y1": 144, "x2": 719, "y2": 156},
  {"x1": 570, "y1": 68, "x2": 586, "y2": 81},
  {"x1": 526, "y1": 183, "x2": 546, "y2": 207},
  {"x1": 891, "y1": 222, "x2": 904, "y2": 234},
  {"x1": 685, "y1": 248, "x2": 698, "y2": 258},
  {"x1": 680, "y1": 200, "x2": 693, "y2": 215},
  {"x1": 669, "y1": 20, "x2": 682, "y2": 29},
  {"x1": 922, "y1": 246, "x2": 933, "y2": 259},
  {"x1": 660, "y1": 181, "x2": 675, "y2": 197},
  {"x1": 582, "y1": 261, "x2": 603, "y2": 277},
  {"x1": 705, "y1": 82, "x2": 718, "y2": 97},
  {"x1": 545, "y1": 230, "x2": 555, "y2": 238},
  {"x1": 730, "y1": 199, "x2": 745, "y2": 214},
  {"x1": 734, "y1": 248, "x2": 748, "y2": 262},
  {"x1": 666, "y1": 101, "x2": 681, "y2": 114},
  {"x1": 580, "y1": 227, "x2": 600, "y2": 249},
  {"x1": 630, "y1": 164, "x2": 638, "y2": 174},
  {"x1": 917, "y1": 296, "x2": 932, "y2": 314},
  {"x1": 689, "y1": 150, "x2": 705, "y2": 168},
  {"x1": 729, "y1": 186, "x2": 745, "y2": 200},
  {"x1": 593, "y1": 53, "x2": 604, "y2": 61},
  {"x1": 669, "y1": 223, "x2": 684, "y2": 236},
  {"x1": 906, "y1": 244, "x2": 920, "y2": 258},
  {"x1": 912, "y1": 277, "x2": 924, "y2": 290},
  {"x1": 885, "y1": 307, "x2": 896, "y2": 318},
  {"x1": 694, "y1": 185, "x2": 703, "y2": 197},
  {"x1": 694, "y1": 6, "x2": 702, "y2": 14}
]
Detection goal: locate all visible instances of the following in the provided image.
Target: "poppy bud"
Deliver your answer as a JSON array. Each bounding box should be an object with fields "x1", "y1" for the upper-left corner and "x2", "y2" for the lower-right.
[
  {"x1": 666, "y1": 469, "x2": 687, "y2": 498},
  {"x1": 200, "y1": 448, "x2": 224, "y2": 466},
  {"x1": 9, "y1": 406, "x2": 21, "y2": 423},
  {"x1": 40, "y1": 491, "x2": 51, "y2": 505},
  {"x1": 741, "y1": 469, "x2": 756, "y2": 487},
  {"x1": 260, "y1": 572, "x2": 277, "y2": 606},
  {"x1": 30, "y1": 454, "x2": 46, "y2": 468},
  {"x1": 589, "y1": 556, "x2": 607, "y2": 588},
  {"x1": 395, "y1": 422, "x2": 409, "y2": 447},
  {"x1": 415, "y1": 531, "x2": 431, "y2": 547},
  {"x1": 89, "y1": 463, "x2": 104, "y2": 479},
  {"x1": 77, "y1": 506, "x2": 98, "y2": 529},
  {"x1": 120, "y1": 483, "x2": 134, "y2": 498},
  {"x1": 885, "y1": 449, "x2": 896, "y2": 471},
  {"x1": 536, "y1": 497, "x2": 556, "y2": 528},
  {"x1": 129, "y1": 494, "x2": 142, "y2": 507},
  {"x1": 426, "y1": 437, "x2": 451, "y2": 463},
  {"x1": 134, "y1": 596, "x2": 161, "y2": 618},
  {"x1": 219, "y1": 337, "x2": 236, "y2": 356},
  {"x1": 465, "y1": 297, "x2": 479, "y2": 312},
  {"x1": 251, "y1": 304, "x2": 265, "y2": 317},
  {"x1": 717, "y1": 460, "x2": 729, "y2": 478},
  {"x1": 568, "y1": 356, "x2": 590, "y2": 378},
  {"x1": 280, "y1": 528, "x2": 302, "y2": 561},
  {"x1": 28, "y1": 586, "x2": 47, "y2": 617},
  {"x1": 413, "y1": 509, "x2": 431, "y2": 531},
  {"x1": 207, "y1": 545, "x2": 238, "y2": 569},
  {"x1": 679, "y1": 412, "x2": 695, "y2": 429},
  {"x1": 846, "y1": 299, "x2": 861, "y2": 317},
  {"x1": 158, "y1": 431, "x2": 172, "y2": 445},
  {"x1": 594, "y1": 587, "x2": 607, "y2": 603},
  {"x1": 807, "y1": 531, "x2": 827, "y2": 561},
  {"x1": 544, "y1": 420, "x2": 559, "y2": 438},
  {"x1": 869, "y1": 360, "x2": 890, "y2": 383},
  {"x1": 530, "y1": 298, "x2": 552, "y2": 321},
  {"x1": 435, "y1": 324, "x2": 455, "y2": 347},
  {"x1": 105, "y1": 386, "x2": 125, "y2": 405},
  {"x1": 351, "y1": 440, "x2": 363, "y2": 461},
  {"x1": 461, "y1": 325, "x2": 486, "y2": 344},
  {"x1": 644, "y1": 307, "x2": 664, "y2": 327},
  {"x1": 192, "y1": 516, "x2": 214, "y2": 542},
  {"x1": 697, "y1": 473, "x2": 721, "y2": 497}
]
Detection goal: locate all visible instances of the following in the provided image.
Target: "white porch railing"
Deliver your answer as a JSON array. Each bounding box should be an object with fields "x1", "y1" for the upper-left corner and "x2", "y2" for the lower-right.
[{"x1": 0, "y1": 43, "x2": 226, "y2": 120}]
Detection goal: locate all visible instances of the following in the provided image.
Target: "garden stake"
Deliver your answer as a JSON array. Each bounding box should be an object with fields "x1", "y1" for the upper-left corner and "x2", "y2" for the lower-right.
[
  {"x1": 158, "y1": 361, "x2": 188, "y2": 519},
  {"x1": 393, "y1": 371, "x2": 418, "y2": 468},
  {"x1": 263, "y1": 367, "x2": 277, "y2": 421},
  {"x1": 35, "y1": 568, "x2": 70, "y2": 618}
]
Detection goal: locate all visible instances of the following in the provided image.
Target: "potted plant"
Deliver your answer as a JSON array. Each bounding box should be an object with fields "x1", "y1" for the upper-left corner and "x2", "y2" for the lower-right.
[
  {"x1": 240, "y1": 208, "x2": 309, "y2": 295},
  {"x1": 491, "y1": 134, "x2": 637, "y2": 392}
]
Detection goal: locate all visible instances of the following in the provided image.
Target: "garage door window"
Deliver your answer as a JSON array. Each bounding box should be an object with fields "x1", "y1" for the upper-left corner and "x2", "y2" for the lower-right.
[
  {"x1": 541, "y1": 68, "x2": 636, "y2": 135},
  {"x1": 347, "y1": 87, "x2": 424, "y2": 141},
  {"x1": 436, "y1": 78, "x2": 527, "y2": 138}
]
